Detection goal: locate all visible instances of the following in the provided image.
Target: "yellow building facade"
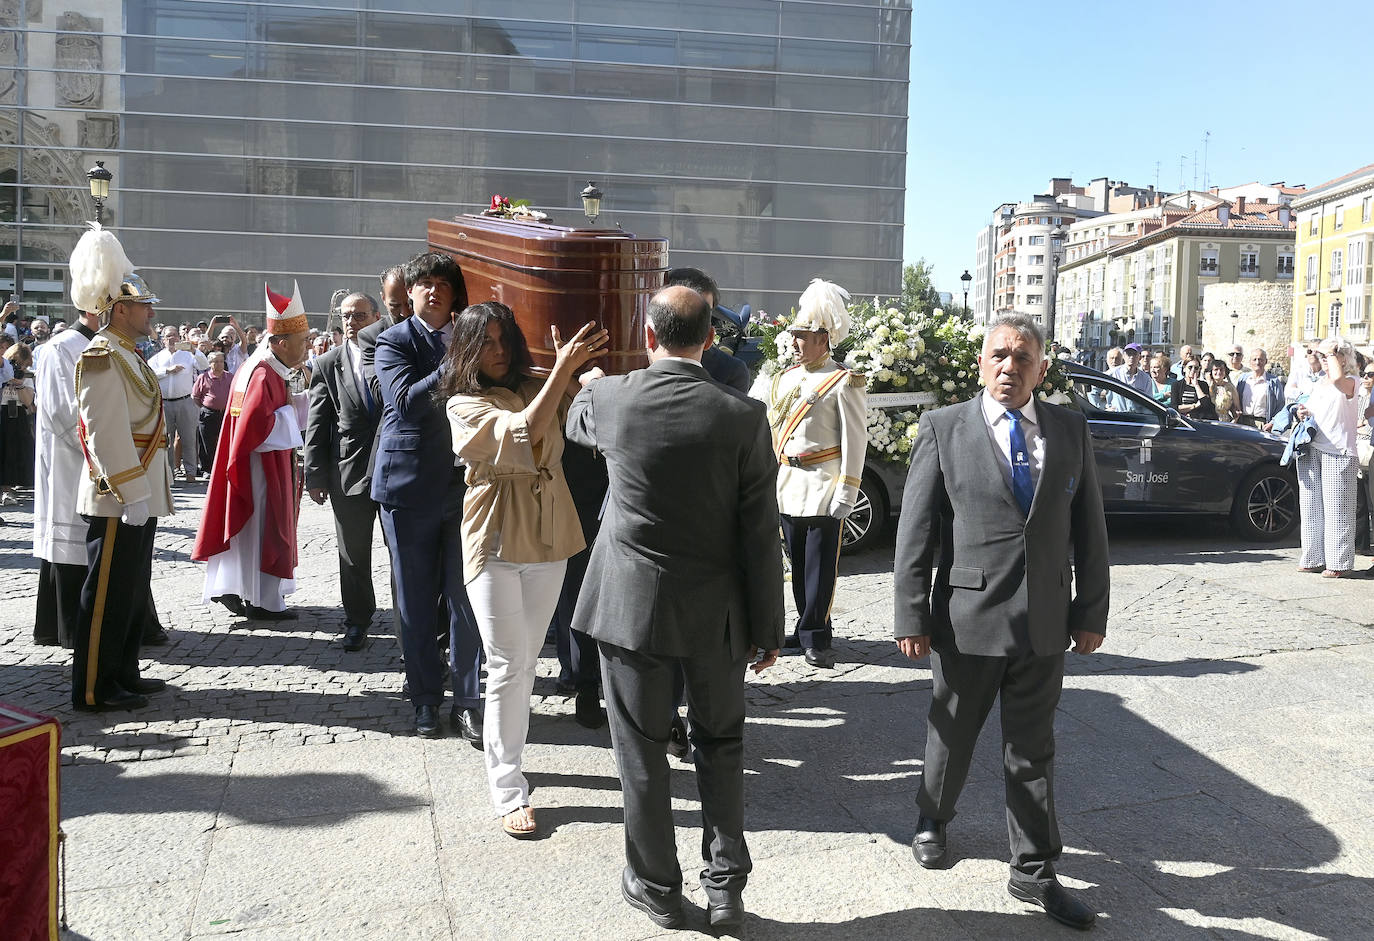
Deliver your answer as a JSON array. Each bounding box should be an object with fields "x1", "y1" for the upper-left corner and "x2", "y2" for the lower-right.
[{"x1": 1291, "y1": 164, "x2": 1374, "y2": 347}]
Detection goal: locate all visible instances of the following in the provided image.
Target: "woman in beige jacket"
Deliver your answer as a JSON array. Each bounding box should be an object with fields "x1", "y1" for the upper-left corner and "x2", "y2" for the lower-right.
[{"x1": 442, "y1": 302, "x2": 606, "y2": 838}]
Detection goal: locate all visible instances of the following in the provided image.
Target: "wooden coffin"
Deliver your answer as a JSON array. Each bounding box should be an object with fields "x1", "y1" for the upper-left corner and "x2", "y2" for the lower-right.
[{"x1": 428, "y1": 215, "x2": 669, "y2": 374}]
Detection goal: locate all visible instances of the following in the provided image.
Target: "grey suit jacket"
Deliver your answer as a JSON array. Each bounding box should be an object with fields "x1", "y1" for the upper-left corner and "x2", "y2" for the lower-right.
[
  {"x1": 566, "y1": 358, "x2": 785, "y2": 658},
  {"x1": 304, "y1": 344, "x2": 380, "y2": 498},
  {"x1": 894, "y1": 394, "x2": 1109, "y2": 657}
]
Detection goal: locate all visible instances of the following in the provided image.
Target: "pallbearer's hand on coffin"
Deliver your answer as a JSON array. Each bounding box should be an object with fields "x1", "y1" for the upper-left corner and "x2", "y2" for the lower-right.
[{"x1": 551, "y1": 322, "x2": 609, "y2": 371}]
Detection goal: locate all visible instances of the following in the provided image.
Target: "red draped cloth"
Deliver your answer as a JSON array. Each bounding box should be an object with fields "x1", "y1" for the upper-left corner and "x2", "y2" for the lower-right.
[
  {"x1": 0, "y1": 703, "x2": 61, "y2": 941},
  {"x1": 191, "y1": 358, "x2": 297, "y2": 577}
]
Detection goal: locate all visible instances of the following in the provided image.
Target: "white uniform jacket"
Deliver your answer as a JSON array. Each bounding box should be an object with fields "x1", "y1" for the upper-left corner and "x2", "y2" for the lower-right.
[
  {"x1": 750, "y1": 358, "x2": 868, "y2": 518},
  {"x1": 74, "y1": 328, "x2": 174, "y2": 518}
]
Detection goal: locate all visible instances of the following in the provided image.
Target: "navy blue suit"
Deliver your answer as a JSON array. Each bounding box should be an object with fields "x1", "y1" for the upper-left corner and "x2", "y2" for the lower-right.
[{"x1": 371, "y1": 316, "x2": 482, "y2": 711}]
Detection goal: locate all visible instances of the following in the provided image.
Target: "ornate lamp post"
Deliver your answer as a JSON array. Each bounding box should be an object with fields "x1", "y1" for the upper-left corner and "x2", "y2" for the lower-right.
[
  {"x1": 580, "y1": 181, "x2": 603, "y2": 224},
  {"x1": 960, "y1": 269, "x2": 972, "y2": 319},
  {"x1": 1230, "y1": 308, "x2": 1239, "y2": 345},
  {"x1": 86, "y1": 159, "x2": 113, "y2": 225}
]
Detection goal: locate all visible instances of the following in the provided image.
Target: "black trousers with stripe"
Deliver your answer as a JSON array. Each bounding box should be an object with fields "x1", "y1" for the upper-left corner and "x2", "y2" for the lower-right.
[
  {"x1": 780, "y1": 514, "x2": 841, "y2": 650},
  {"x1": 72, "y1": 515, "x2": 157, "y2": 708}
]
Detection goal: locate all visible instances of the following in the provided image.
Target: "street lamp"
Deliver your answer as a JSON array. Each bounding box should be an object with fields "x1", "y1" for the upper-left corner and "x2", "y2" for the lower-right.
[
  {"x1": 960, "y1": 269, "x2": 971, "y2": 319},
  {"x1": 1230, "y1": 308, "x2": 1239, "y2": 345},
  {"x1": 86, "y1": 159, "x2": 113, "y2": 225},
  {"x1": 580, "y1": 181, "x2": 603, "y2": 224}
]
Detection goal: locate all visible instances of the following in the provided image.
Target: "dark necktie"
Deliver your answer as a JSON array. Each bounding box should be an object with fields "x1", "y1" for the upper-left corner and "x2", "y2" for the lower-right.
[{"x1": 1006, "y1": 408, "x2": 1034, "y2": 515}]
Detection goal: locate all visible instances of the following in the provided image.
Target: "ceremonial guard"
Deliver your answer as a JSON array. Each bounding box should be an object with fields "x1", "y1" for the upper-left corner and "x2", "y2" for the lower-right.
[
  {"x1": 193, "y1": 283, "x2": 311, "y2": 619},
  {"x1": 67, "y1": 224, "x2": 173, "y2": 711},
  {"x1": 749, "y1": 279, "x2": 867, "y2": 668}
]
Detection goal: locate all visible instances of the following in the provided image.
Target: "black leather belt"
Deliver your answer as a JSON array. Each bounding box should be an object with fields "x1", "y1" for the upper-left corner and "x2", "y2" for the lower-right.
[{"x1": 164, "y1": 395, "x2": 190, "y2": 402}]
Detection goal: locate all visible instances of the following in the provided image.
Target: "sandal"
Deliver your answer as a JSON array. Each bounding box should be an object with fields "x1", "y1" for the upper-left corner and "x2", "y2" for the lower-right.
[
  {"x1": 1321, "y1": 570, "x2": 1349, "y2": 578},
  {"x1": 501, "y1": 806, "x2": 537, "y2": 839},
  {"x1": 1296, "y1": 566, "x2": 1323, "y2": 573}
]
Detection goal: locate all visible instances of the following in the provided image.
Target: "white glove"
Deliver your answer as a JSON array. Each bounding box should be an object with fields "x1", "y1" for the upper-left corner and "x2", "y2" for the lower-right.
[
  {"x1": 120, "y1": 500, "x2": 151, "y2": 527},
  {"x1": 829, "y1": 501, "x2": 855, "y2": 520}
]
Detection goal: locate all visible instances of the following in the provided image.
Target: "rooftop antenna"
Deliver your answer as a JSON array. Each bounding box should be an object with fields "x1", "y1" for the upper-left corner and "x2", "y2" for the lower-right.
[{"x1": 1202, "y1": 130, "x2": 1211, "y2": 191}]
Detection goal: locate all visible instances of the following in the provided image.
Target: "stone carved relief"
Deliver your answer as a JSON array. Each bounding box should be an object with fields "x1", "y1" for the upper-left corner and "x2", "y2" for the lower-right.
[
  {"x1": 56, "y1": 12, "x2": 103, "y2": 108},
  {"x1": 0, "y1": 26, "x2": 16, "y2": 104},
  {"x1": 78, "y1": 114, "x2": 119, "y2": 149}
]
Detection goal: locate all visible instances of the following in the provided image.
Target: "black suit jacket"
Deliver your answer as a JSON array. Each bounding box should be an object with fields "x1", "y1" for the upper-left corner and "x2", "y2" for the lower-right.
[
  {"x1": 566, "y1": 358, "x2": 784, "y2": 658},
  {"x1": 702, "y1": 345, "x2": 751, "y2": 393},
  {"x1": 894, "y1": 395, "x2": 1110, "y2": 657},
  {"x1": 304, "y1": 344, "x2": 380, "y2": 498}
]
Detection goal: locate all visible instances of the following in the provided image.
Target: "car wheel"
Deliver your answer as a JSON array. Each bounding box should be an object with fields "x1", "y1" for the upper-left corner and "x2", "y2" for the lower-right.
[
  {"x1": 840, "y1": 473, "x2": 888, "y2": 554},
  {"x1": 1230, "y1": 464, "x2": 1298, "y2": 541}
]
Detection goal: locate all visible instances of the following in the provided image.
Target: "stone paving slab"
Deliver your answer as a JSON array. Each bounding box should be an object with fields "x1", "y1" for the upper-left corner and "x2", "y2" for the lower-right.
[{"x1": 2, "y1": 492, "x2": 1373, "y2": 939}]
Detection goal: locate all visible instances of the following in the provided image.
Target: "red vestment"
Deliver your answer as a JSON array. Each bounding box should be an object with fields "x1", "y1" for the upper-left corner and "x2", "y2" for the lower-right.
[{"x1": 191, "y1": 358, "x2": 297, "y2": 578}]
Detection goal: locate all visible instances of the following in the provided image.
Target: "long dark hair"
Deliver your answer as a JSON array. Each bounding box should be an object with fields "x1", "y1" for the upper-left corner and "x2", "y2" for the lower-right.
[{"x1": 437, "y1": 301, "x2": 533, "y2": 399}]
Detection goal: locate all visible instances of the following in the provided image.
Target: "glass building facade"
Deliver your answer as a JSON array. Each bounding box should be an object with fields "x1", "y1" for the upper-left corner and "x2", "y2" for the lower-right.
[{"x1": 2, "y1": 0, "x2": 910, "y2": 324}]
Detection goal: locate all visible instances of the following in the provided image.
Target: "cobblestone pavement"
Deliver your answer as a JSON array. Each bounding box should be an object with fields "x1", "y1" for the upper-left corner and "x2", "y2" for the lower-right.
[{"x1": 2, "y1": 486, "x2": 1373, "y2": 940}]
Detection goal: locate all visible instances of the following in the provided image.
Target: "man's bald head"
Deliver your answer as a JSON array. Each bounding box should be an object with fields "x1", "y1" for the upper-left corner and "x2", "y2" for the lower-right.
[{"x1": 647, "y1": 284, "x2": 712, "y2": 354}]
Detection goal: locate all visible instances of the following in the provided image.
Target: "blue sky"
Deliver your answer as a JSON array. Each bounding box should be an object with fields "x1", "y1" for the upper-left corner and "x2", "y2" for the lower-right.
[{"x1": 904, "y1": 0, "x2": 1374, "y2": 297}]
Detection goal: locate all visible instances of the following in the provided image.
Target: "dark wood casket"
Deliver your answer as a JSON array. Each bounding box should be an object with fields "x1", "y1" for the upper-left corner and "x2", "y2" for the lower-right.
[{"x1": 428, "y1": 216, "x2": 669, "y2": 375}]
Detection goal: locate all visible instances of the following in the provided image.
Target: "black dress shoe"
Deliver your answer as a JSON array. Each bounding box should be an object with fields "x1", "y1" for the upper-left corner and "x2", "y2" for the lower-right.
[
  {"x1": 141, "y1": 628, "x2": 170, "y2": 646},
  {"x1": 575, "y1": 690, "x2": 607, "y2": 729},
  {"x1": 707, "y1": 893, "x2": 745, "y2": 932},
  {"x1": 212, "y1": 594, "x2": 245, "y2": 616},
  {"x1": 244, "y1": 604, "x2": 297, "y2": 621},
  {"x1": 1007, "y1": 879, "x2": 1097, "y2": 930},
  {"x1": 804, "y1": 647, "x2": 836, "y2": 668},
  {"x1": 34, "y1": 635, "x2": 61, "y2": 646},
  {"x1": 73, "y1": 689, "x2": 149, "y2": 713},
  {"x1": 621, "y1": 867, "x2": 684, "y2": 929},
  {"x1": 123, "y1": 677, "x2": 168, "y2": 695},
  {"x1": 667, "y1": 715, "x2": 690, "y2": 760},
  {"x1": 341, "y1": 623, "x2": 368, "y2": 651},
  {"x1": 451, "y1": 707, "x2": 483, "y2": 748},
  {"x1": 912, "y1": 815, "x2": 947, "y2": 869},
  {"x1": 414, "y1": 705, "x2": 442, "y2": 738}
]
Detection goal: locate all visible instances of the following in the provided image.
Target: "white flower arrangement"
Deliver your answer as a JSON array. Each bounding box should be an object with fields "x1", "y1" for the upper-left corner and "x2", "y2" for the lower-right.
[{"x1": 754, "y1": 300, "x2": 1073, "y2": 465}]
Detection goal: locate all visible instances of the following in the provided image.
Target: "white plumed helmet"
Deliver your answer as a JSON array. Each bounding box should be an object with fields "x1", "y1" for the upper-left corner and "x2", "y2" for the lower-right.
[
  {"x1": 69, "y1": 222, "x2": 159, "y2": 316},
  {"x1": 789, "y1": 278, "x2": 852, "y2": 345}
]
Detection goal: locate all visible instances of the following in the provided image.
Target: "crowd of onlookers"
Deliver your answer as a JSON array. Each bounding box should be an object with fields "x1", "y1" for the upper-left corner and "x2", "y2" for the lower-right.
[
  {"x1": 1, "y1": 298, "x2": 344, "y2": 517},
  {"x1": 1078, "y1": 336, "x2": 1374, "y2": 575}
]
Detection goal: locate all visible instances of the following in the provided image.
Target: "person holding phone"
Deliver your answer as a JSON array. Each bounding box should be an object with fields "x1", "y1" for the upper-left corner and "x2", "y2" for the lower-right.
[{"x1": 149, "y1": 325, "x2": 209, "y2": 480}]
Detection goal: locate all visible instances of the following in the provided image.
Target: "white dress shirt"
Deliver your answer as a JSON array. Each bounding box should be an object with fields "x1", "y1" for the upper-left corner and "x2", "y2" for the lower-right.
[
  {"x1": 980, "y1": 389, "x2": 1046, "y2": 492},
  {"x1": 343, "y1": 340, "x2": 367, "y2": 398},
  {"x1": 149, "y1": 347, "x2": 210, "y2": 398}
]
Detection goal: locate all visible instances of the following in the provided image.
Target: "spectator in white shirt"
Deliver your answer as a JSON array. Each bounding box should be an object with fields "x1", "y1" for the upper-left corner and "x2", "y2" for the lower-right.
[
  {"x1": 149, "y1": 325, "x2": 209, "y2": 480},
  {"x1": 1109, "y1": 343, "x2": 1154, "y2": 395}
]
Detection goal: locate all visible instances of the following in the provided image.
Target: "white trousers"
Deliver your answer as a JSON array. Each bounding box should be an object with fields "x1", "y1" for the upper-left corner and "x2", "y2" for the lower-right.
[
  {"x1": 466, "y1": 557, "x2": 567, "y2": 816},
  {"x1": 1297, "y1": 448, "x2": 1357, "y2": 573}
]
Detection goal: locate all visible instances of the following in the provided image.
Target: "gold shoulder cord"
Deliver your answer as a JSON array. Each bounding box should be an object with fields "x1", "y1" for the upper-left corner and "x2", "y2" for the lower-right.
[
  {"x1": 768, "y1": 369, "x2": 802, "y2": 433},
  {"x1": 110, "y1": 350, "x2": 164, "y2": 427}
]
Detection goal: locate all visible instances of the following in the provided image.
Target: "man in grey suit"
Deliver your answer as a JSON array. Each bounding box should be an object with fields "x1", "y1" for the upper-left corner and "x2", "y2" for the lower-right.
[
  {"x1": 305, "y1": 291, "x2": 383, "y2": 651},
  {"x1": 894, "y1": 313, "x2": 1109, "y2": 931},
  {"x1": 566, "y1": 285, "x2": 784, "y2": 933}
]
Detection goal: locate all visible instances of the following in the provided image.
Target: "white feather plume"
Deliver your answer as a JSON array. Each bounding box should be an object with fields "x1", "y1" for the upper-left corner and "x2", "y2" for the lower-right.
[
  {"x1": 69, "y1": 222, "x2": 135, "y2": 314},
  {"x1": 796, "y1": 278, "x2": 852, "y2": 344}
]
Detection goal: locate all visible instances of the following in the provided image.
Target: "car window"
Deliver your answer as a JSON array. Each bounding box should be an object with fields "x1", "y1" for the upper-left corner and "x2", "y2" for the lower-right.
[{"x1": 1070, "y1": 378, "x2": 1160, "y2": 424}]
